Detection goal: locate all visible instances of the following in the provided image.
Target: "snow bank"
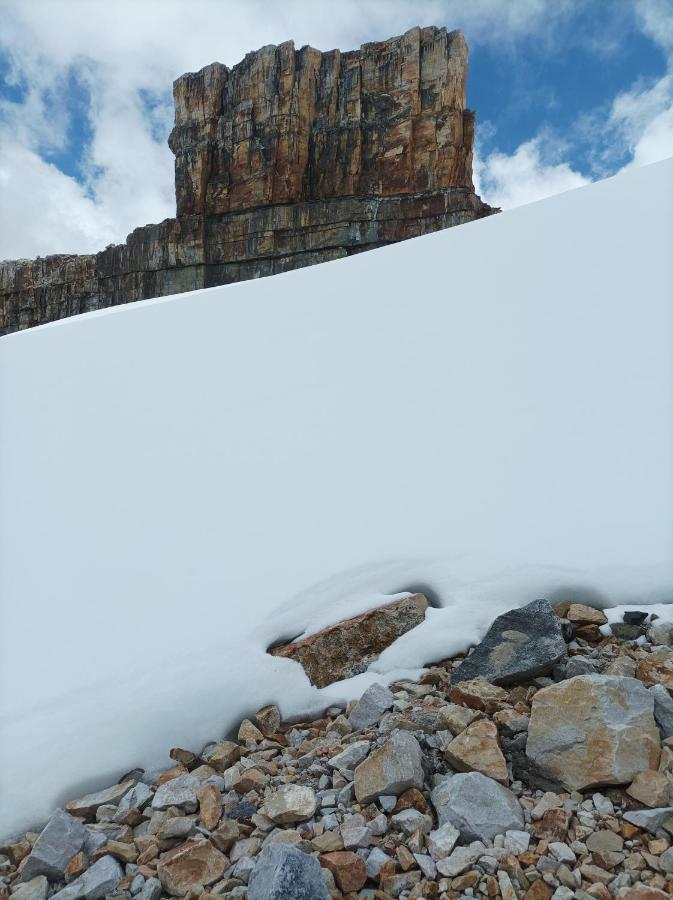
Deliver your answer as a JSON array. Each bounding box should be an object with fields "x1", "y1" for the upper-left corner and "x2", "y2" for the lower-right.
[{"x1": 1, "y1": 159, "x2": 672, "y2": 838}]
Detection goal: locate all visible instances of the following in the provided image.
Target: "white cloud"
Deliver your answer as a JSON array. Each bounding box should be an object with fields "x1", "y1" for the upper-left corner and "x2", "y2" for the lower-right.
[
  {"x1": 475, "y1": 137, "x2": 590, "y2": 210},
  {"x1": 0, "y1": 0, "x2": 670, "y2": 254}
]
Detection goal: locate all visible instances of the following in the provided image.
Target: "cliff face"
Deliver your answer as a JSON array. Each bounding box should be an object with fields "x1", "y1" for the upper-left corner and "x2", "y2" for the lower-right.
[{"x1": 0, "y1": 26, "x2": 495, "y2": 336}]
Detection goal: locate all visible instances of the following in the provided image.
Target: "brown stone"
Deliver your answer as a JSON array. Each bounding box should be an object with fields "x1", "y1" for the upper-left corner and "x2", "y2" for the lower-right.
[
  {"x1": 157, "y1": 766, "x2": 189, "y2": 785},
  {"x1": 523, "y1": 879, "x2": 553, "y2": 900},
  {"x1": 320, "y1": 851, "x2": 367, "y2": 892},
  {"x1": 394, "y1": 788, "x2": 429, "y2": 813},
  {"x1": 0, "y1": 29, "x2": 494, "y2": 337},
  {"x1": 531, "y1": 808, "x2": 570, "y2": 841},
  {"x1": 575, "y1": 624, "x2": 602, "y2": 642},
  {"x1": 565, "y1": 604, "x2": 608, "y2": 626},
  {"x1": 312, "y1": 831, "x2": 344, "y2": 852},
  {"x1": 636, "y1": 656, "x2": 673, "y2": 690},
  {"x1": 209, "y1": 820, "x2": 239, "y2": 853},
  {"x1": 201, "y1": 741, "x2": 240, "y2": 773},
  {"x1": 448, "y1": 677, "x2": 511, "y2": 714},
  {"x1": 197, "y1": 784, "x2": 222, "y2": 831},
  {"x1": 231, "y1": 768, "x2": 266, "y2": 794},
  {"x1": 105, "y1": 840, "x2": 138, "y2": 863},
  {"x1": 621, "y1": 887, "x2": 670, "y2": 899},
  {"x1": 271, "y1": 594, "x2": 429, "y2": 687},
  {"x1": 443, "y1": 719, "x2": 508, "y2": 783},
  {"x1": 64, "y1": 851, "x2": 86, "y2": 882},
  {"x1": 255, "y1": 705, "x2": 281, "y2": 736},
  {"x1": 170, "y1": 749, "x2": 199, "y2": 769},
  {"x1": 627, "y1": 771, "x2": 673, "y2": 808},
  {"x1": 237, "y1": 719, "x2": 264, "y2": 742},
  {"x1": 157, "y1": 839, "x2": 227, "y2": 896}
]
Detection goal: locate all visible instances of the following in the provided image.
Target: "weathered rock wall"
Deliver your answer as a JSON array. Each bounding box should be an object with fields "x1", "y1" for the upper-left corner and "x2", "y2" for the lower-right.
[{"x1": 0, "y1": 26, "x2": 495, "y2": 336}]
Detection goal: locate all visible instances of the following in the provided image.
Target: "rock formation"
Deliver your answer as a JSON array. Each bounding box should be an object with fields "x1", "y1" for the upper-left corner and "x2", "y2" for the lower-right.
[{"x1": 0, "y1": 27, "x2": 495, "y2": 336}]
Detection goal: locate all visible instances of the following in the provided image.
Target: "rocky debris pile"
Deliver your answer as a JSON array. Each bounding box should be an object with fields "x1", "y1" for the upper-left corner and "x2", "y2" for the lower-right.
[{"x1": 2, "y1": 599, "x2": 672, "y2": 900}]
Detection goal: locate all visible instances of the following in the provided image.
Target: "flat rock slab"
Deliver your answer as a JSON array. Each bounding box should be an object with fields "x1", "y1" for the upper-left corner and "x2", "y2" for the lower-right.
[
  {"x1": 452, "y1": 599, "x2": 567, "y2": 686},
  {"x1": 248, "y1": 843, "x2": 330, "y2": 900},
  {"x1": 270, "y1": 594, "x2": 428, "y2": 687},
  {"x1": 526, "y1": 675, "x2": 661, "y2": 791},
  {"x1": 157, "y1": 839, "x2": 227, "y2": 896},
  {"x1": 431, "y1": 772, "x2": 524, "y2": 842}
]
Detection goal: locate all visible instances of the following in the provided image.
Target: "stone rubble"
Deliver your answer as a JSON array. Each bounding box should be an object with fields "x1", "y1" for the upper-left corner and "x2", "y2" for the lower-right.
[{"x1": 1, "y1": 602, "x2": 672, "y2": 900}]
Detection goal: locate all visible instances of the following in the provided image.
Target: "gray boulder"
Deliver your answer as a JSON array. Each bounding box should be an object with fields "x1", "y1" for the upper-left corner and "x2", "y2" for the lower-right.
[
  {"x1": 50, "y1": 856, "x2": 123, "y2": 900},
  {"x1": 430, "y1": 772, "x2": 524, "y2": 842},
  {"x1": 247, "y1": 844, "x2": 330, "y2": 900},
  {"x1": 623, "y1": 806, "x2": 673, "y2": 834},
  {"x1": 348, "y1": 683, "x2": 395, "y2": 730},
  {"x1": 21, "y1": 809, "x2": 88, "y2": 882},
  {"x1": 650, "y1": 683, "x2": 673, "y2": 738},
  {"x1": 452, "y1": 599, "x2": 567, "y2": 686}
]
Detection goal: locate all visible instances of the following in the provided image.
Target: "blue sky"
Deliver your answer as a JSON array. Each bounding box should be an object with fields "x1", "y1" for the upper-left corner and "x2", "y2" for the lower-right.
[{"x1": 0, "y1": 0, "x2": 671, "y2": 259}]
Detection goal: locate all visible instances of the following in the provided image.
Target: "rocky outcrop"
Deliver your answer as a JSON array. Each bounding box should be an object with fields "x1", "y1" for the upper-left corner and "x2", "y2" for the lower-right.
[{"x1": 0, "y1": 27, "x2": 495, "y2": 336}]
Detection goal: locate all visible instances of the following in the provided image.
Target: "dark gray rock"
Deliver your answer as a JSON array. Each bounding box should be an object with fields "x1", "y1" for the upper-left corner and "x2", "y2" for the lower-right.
[
  {"x1": 623, "y1": 611, "x2": 648, "y2": 625},
  {"x1": 611, "y1": 623, "x2": 643, "y2": 640},
  {"x1": 21, "y1": 809, "x2": 88, "y2": 882},
  {"x1": 650, "y1": 683, "x2": 673, "y2": 738},
  {"x1": 452, "y1": 599, "x2": 567, "y2": 686},
  {"x1": 247, "y1": 844, "x2": 330, "y2": 900},
  {"x1": 430, "y1": 772, "x2": 524, "y2": 842}
]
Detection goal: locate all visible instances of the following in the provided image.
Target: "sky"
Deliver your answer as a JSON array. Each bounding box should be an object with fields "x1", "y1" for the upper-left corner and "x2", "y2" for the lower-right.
[{"x1": 0, "y1": 0, "x2": 672, "y2": 260}]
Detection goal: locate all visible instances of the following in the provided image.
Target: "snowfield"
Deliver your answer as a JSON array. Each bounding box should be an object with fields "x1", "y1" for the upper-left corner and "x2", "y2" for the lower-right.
[{"x1": 1, "y1": 158, "x2": 672, "y2": 838}]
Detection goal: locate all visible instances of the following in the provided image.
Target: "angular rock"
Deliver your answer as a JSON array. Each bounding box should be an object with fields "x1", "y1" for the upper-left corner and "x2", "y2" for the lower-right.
[
  {"x1": 430, "y1": 772, "x2": 524, "y2": 841},
  {"x1": 327, "y1": 741, "x2": 370, "y2": 774},
  {"x1": 636, "y1": 654, "x2": 673, "y2": 689},
  {"x1": 248, "y1": 843, "x2": 330, "y2": 900},
  {"x1": 624, "y1": 805, "x2": 673, "y2": 834},
  {"x1": 448, "y1": 677, "x2": 511, "y2": 713},
  {"x1": 627, "y1": 770, "x2": 672, "y2": 807},
  {"x1": 21, "y1": 809, "x2": 88, "y2": 882},
  {"x1": 650, "y1": 684, "x2": 673, "y2": 738},
  {"x1": 255, "y1": 704, "x2": 281, "y2": 736},
  {"x1": 565, "y1": 604, "x2": 608, "y2": 626},
  {"x1": 271, "y1": 594, "x2": 429, "y2": 687},
  {"x1": 437, "y1": 703, "x2": 483, "y2": 734},
  {"x1": 264, "y1": 784, "x2": 317, "y2": 824},
  {"x1": 238, "y1": 719, "x2": 264, "y2": 742},
  {"x1": 197, "y1": 783, "x2": 222, "y2": 830},
  {"x1": 353, "y1": 731, "x2": 424, "y2": 803},
  {"x1": 201, "y1": 740, "x2": 240, "y2": 772},
  {"x1": 348, "y1": 683, "x2": 395, "y2": 730},
  {"x1": 526, "y1": 675, "x2": 661, "y2": 791},
  {"x1": 138, "y1": 878, "x2": 162, "y2": 900},
  {"x1": 443, "y1": 719, "x2": 508, "y2": 784},
  {"x1": 151, "y1": 774, "x2": 199, "y2": 810},
  {"x1": 51, "y1": 855, "x2": 124, "y2": 900},
  {"x1": 11, "y1": 876, "x2": 48, "y2": 900},
  {"x1": 320, "y1": 851, "x2": 367, "y2": 893},
  {"x1": 157, "y1": 839, "x2": 227, "y2": 896},
  {"x1": 64, "y1": 780, "x2": 134, "y2": 819},
  {"x1": 452, "y1": 599, "x2": 567, "y2": 685},
  {"x1": 427, "y1": 821, "x2": 460, "y2": 860}
]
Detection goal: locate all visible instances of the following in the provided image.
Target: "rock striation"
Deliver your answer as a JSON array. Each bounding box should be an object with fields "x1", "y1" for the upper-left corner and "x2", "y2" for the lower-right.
[{"x1": 0, "y1": 27, "x2": 495, "y2": 335}]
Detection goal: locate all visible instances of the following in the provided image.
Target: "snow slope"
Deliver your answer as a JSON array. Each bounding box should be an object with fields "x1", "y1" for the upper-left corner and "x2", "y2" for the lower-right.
[{"x1": 1, "y1": 159, "x2": 672, "y2": 838}]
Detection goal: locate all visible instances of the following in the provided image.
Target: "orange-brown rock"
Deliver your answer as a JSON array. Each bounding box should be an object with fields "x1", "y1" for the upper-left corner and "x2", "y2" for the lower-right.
[
  {"x1": 564, "y1": 604, "x2": 608, "y2": 626},
  {"x1": 321, "y1": 850, "x2": 367, "y2": 892},
  {"x1": 270, "y1": 593, "x2": 428, "y2": 687},
  {"x1": 0, "y1": 27, "x2": 494, "y2": 336},
  {"x1": 157, "y1": 838, "x2": 227, "y2": 896},
  {"x1": 448, "y1": 677, "x2": 511, "y2": 714},
  {"x1": 197, "y1": 783, "x2": 222, "y2": 831},
  {"x1": 444, "y1": 719, "x2": 509, "y2": 783}
]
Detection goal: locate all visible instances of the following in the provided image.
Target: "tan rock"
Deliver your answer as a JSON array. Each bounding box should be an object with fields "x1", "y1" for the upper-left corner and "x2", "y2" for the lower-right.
[
  {"x1": 321, "y1": 851, "x2": 367, "y2": 892},
  {"x1": 237, "y1": 719, "x2": 264, "y2": 742},
  {"x1": 271, "y1": 594, "x2": 429, "y2": 687},
  {"x1": 622, "y1": 887, "x2": 670, "y2": 899},
  {"x1": 531, "y1": 808, "x2": 570, "y2": 841},
  {"x1": 157, "y1": 839, "x2": 227, "y2": 896},
  {"x1": 444, "y1": 720, "x2": 508, "y2": 784},
  {"x1": 448, "y1": 677, "x2": 511, "y2": 714},
  {"x1": 353, "y1": 731, "x2": 424, "y2": 803},
  {"x1": 523, "y1": 880, "x2": 553, "y2": 900},
  {"x1": 627, "y1": 770, "x2": 673, "y2": 807},
  {"x1": 312, "y1": 831, "x2": 344, "y2": 852},
  {"x1": 565, "y1": 604, "x2": 608, "y2": 626},
  {"x1": 197, "y1": 784, "x2": 222, "y2": 831},
  {"x1": 105, "y1": 840, "x2": 138, "y2": 863},
  {"x1": 526, "y1": 675, "x2": 661, "y2": 791},
  {"x1": 637, "y1": 655, "x2": 673, "y2": 690},
  {"x1": 201, "y1": 741, "x2": 240, "y2": 772},
  {"x1": 437, "y1": 703, "x2": 483, "y2": 734},
  {"x1": 209, "y1": 819, "x2": 239, "y2": 853},
  {"x1": 255, "y1": 704, "x2": 281, "y2": 736},
  {"x1": 231, "y1": 767, "x2": 266, "y2": 794},
  {"x1": 264, "y1": 784, "x2": 317, "y2": 824}
]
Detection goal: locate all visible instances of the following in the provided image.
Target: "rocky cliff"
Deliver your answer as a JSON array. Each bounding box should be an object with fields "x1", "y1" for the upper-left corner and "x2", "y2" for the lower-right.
[{"x1": 0, "y1": 27, "x2": 495, "y2": 336}]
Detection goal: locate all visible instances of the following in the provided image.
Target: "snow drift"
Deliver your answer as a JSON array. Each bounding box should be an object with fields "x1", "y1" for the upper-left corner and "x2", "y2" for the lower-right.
[{"x1": 1, "y1": 158, "x2": 672, "y2": 838}]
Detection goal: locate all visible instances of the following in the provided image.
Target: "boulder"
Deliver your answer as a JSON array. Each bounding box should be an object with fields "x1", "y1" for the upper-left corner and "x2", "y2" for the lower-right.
[
  {"x1": 320, "y1": 851, "x2": 367, "y2": 893},
  {"x1": 353, "y1": 731, "x2": 424, "y2": 803},
  {"x1": 430, "y1": 772, "x2": 524, "y2": 842},
  {"x1": 270, "y1": 594, "x2": 428, "y2": 687},
  {"x1": 443, "y1": 719, "x2": 508, "y2": 784},
  {"x1": 264, "y1": 784, "x2": 317, "y2": 824},
  {"x1": 248, "y1": 843, "x2": 330, "y2": 900},
  {"x1": 157, "y1": 839, "x2": 227, "y2": 896},
  {"x1": 452, "y1": 599, "x2": 567, "y2": 686},
  {"x1": 526, "y1": 675, "x2": 660, "y2": 791},
  {"x1": 21, "y1": 809, "x2": 88, "y2": 882},
  {"x1": 650, "y1": 684, "x2": 673, "y2": 738},
  {"x1": 348, "y1": 682, "x2": 395, "y2": 730}
]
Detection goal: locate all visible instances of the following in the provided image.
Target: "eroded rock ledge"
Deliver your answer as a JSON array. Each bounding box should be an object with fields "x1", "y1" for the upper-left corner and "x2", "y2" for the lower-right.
[{"x1": 0, "y1": 27, "x2": 496, "y2": 336}]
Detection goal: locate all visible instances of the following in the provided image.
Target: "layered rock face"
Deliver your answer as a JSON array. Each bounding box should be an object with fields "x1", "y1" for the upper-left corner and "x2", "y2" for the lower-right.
[{"x1": 0, "y1": 27, "x2": 495, "y2": 336}]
